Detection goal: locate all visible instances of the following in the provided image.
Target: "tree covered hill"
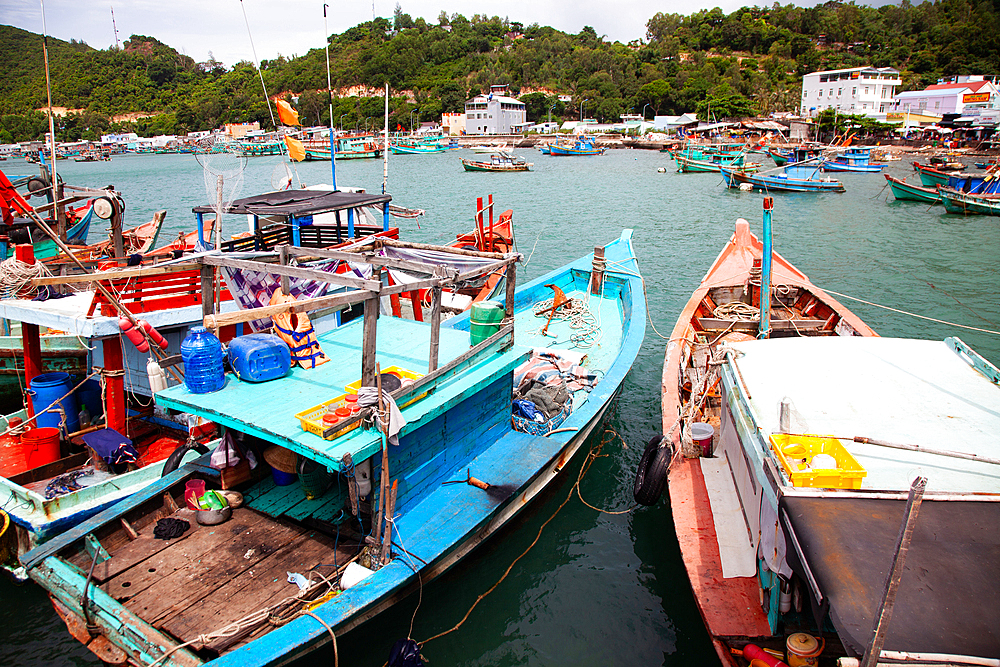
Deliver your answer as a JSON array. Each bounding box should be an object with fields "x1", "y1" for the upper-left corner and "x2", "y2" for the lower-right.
[{"x1": 1, "y1": 0, "x2": 998, "y2": 142}]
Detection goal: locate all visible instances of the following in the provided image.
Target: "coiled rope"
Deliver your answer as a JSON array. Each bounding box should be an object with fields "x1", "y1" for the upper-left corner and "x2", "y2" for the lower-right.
[{"x1": 0, "y1": 257, "x2": 50, "y2": 299}]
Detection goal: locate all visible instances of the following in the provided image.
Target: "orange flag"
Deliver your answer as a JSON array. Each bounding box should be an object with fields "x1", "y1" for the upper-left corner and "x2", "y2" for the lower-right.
[
  {"x1": 277, "y1": 100, "x2": 300, "y2": 126},
  {"x1": 284, "y1": 135, "x2": 305, "y2": 162}
]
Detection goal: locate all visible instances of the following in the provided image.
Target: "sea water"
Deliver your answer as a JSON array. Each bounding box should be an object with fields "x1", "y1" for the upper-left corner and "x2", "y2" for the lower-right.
[{"x1": 2, "y1": 149, "x2": 997, "y2": 667}]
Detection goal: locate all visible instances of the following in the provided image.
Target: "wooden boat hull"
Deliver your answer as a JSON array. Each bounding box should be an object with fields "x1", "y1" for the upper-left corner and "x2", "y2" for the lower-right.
[
  {"x1": 821, "y1": 160, "x2": 885, "y2": 173},
  {"x1": 939, "y1": 188, "x2": 1000, "y2": 216},
  {"x1": 22, "y1": 232, "x2": 646, "y2": 667},
  {"x1": 460, "y1": 159, "x2": 530, "y2": 172},
  {"x1": 548, "y1": 144, "x2": 605, "y2": 156},
  {"x1": 720, "y1": 167, "x2": 845, "y2": 193},
  {"x1": 884, "y1": 174, "x2": 940, "y2": 203},
  {"x1": 660, "y1": 215, "x2": 875, "y2": 665},
  {"x1": 390, "y1": 144, "x2": 448, "y2": 154}
]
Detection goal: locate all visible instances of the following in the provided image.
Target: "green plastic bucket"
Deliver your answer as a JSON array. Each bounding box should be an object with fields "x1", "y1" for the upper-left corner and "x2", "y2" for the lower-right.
[{"x1": 470, "y1": 301, "x2": 504, "y2": 345}]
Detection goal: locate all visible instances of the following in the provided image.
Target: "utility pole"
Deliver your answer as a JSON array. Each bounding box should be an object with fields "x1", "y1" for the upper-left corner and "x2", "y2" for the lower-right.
[{"x1": 111, "y1": 7, "x2": 121, "y2": 50}]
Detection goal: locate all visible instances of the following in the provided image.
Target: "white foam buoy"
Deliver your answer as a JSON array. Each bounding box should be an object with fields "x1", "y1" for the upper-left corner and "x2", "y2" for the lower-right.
[
  {"x1": 739, "y1": 183, "x2": 753, "y2": 191},
  {"x1": 657, "y1": 167, "x2": 666, "y2": 173},
  {"x1": 340, "y1": 562, "x2": 375, "y2": 589}
]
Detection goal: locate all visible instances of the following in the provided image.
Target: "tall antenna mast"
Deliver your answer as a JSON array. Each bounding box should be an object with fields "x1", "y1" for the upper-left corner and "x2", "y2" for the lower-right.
[
  {"x1": 111, "y1": 7, "x2": 121, "y2": 50},
  {"x1": 39, "y1": 0, "x2": 61, "y2": 239},
  {"x1": 323, "y1": 4, "x2": 337, "y2": 190},
  {"x1": 372, "y1": 0, "x2": 376, "y2": 21}
]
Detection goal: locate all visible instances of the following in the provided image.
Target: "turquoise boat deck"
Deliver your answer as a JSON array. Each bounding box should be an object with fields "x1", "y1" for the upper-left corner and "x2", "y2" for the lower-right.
[{"x1": 156, "y1": 316, "x2": 526, "y2": 468}]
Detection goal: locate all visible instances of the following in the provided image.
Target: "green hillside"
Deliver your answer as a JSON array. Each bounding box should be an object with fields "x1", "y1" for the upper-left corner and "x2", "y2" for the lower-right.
[{"x1": 1, "y1": 1, "x2": 998, "y2": 142}]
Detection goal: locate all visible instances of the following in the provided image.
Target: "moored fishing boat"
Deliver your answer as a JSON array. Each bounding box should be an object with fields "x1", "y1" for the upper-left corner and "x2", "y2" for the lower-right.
[
  {"x1": 21, "y1": 229, "x2": 645, "y2": 667},
  {"x1": 460, "y1": 151, "x2": 531, "y2": 172},
  {"x1": 652, "y1": 198, "x2": 1000, "y2": 667},
  {"x1": 883, "y1": 174, "x2": 941, "y2": 203},
  {"x1": 675, "y1": 150, "x2": 760, "y2": 174},
  {"x1": 720, "y1": 159, "x2": 844, "y2": 193},
  {"x1": 548, "y1": 136, "x2": 605, "y2": 156},
  {"x1": 821, "y1": 147, "x2": 885, "y2": 173},
  {"x1": 938, "y1": 188, "x2": 1000, "y2": 216}
]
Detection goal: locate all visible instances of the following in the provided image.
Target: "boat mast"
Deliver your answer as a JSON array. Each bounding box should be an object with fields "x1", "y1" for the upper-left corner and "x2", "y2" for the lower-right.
[
  {"x1": 383, "y1": 82, "x2": 389, "y2": 194},
  {"x1": 323, "y1": 4, "x2": 337, "y2": 190},
  {"x1": 111, "y1": 6, "x2": 121, "y2": 50},
  {"x1": 39, "y1": 0, "x2": 63, "y2": 240},
  {"x1": 759, "y1": 197, "x2": 773, "y2": 339}
]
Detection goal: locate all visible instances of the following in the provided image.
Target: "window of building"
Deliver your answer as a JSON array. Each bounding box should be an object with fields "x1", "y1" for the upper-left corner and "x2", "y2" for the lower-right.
[
  {"x1": 838, "y1": 88, "x2": 842, "y2": 96},
  {"x1": 829, "y1": 89, "x2": 833, "y2": 96},
  {"x1": 819, "y1": 90, "x2": 823, "y2": 97},
  {"x1": 853, "y1": 87, "x2": 857, "y2": 96},
  {"x1": 935, "y1": 100, "x2": 940, "y2": 109}
]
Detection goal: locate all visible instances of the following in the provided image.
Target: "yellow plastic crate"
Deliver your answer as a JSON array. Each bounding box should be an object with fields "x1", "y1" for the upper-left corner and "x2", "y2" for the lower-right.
[
  {"x1": 295, "y1": 393, "x2": 361, "y2": 440},
  {"x1": 345, "y1": 366, "x2": 425, "y2": 407},
  {"x1": 770, "y1": 433, "x2": 867, "y2": 489}
]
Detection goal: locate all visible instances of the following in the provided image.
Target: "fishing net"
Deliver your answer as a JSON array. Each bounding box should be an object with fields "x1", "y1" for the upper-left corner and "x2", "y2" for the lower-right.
[{"x1": 194, "y1": 144, "x2": 248, "y2": 250}]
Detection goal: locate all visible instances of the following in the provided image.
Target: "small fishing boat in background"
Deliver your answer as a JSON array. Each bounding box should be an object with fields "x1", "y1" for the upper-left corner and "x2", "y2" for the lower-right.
[
  {"x1": 20, "y1": 229, "x2": 645, "y2": 667},
  {"x1": 548, "y1": 136, "x2": 605, "y2": 156},
  {"x1": 883, "y1": 174, "x2": 941, "y2": 203},
  {"x1": 821, "y1": 146, "x2": 885, "y2": 173},
  {"x1": 766, "y1": 145, "x2": 820, "y2": 166},
  {"x1": 720, "y1": 157, "x2": 844, "y2": 193},
  {"x1": 653, "y1": 197, "x2": 1000, "y2": 667},
  {"x1": 938, "y1": 188, "x2": 1000, "y2": 216},
  {"x1": 469, "y1": 142, "x2": 507, "y2": 153},
  {"x1": 461, "y1": 151, "x2": 531, "y2": 172},
  {"x1": 303, "y1": 135, "x2": 383, "y2": 161}
]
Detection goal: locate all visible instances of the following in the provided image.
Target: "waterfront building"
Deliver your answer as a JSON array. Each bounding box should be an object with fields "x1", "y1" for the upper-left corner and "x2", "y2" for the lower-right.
[
  {"x1": 888, "y1": 76, "x2": 999, "y2": 130},
  {"x1": 442, "y1": 112, "x2": 466, "y2": 135},
  {"x1": 800, "y1": 66, "x2": 900, "y2": 119},
  {"x1": 464, "y1": 85, "x2": 526, "y2": 135}
]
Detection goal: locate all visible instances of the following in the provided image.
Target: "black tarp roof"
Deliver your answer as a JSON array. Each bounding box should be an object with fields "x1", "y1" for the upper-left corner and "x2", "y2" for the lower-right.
[{"x1": 192, "y1": 190, "x2": 391, "y2": 217}]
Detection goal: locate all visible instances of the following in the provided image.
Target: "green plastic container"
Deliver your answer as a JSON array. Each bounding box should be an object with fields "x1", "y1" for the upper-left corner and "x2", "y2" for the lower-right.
[{"x1": 470, "y1": 301, "x2": 505, "y2": 345}]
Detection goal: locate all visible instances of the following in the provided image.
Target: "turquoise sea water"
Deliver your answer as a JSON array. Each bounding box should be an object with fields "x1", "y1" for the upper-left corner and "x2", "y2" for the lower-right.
[{"x1": 1, "y1": 149, "x2": 997, "y2": 667}]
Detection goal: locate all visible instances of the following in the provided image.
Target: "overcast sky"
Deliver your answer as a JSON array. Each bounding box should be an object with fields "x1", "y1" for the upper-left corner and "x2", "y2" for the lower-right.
[{"x1": 2, "y1": 0, "x2": 864, "y2": 67}]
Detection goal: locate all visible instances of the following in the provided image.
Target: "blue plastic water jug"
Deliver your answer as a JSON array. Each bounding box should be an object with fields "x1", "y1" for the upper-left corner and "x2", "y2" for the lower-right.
[{"x1": 180, "y1": 326, "x2": 226, "y2": 394}]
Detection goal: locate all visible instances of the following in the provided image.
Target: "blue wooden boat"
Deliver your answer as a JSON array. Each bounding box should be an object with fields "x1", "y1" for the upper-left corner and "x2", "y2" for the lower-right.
[
  {"x1": 19, "y1": 231, "x2": 646, "y2": 666},
  {"x1": 720, "y1": 161, "x2": 844, "y2": 193},
  {"x1": 767, "y1": 145, "x2": 821, "y2": 167},
  {"x1": 821, "y1": 147, "x2": 885, "y2": 173},
  {"x1": 389, "y1": 142, "x2": 448, "y2": 154},
  {"x1": 548, "y1": 136, "x2": 605, "y2": 156}
]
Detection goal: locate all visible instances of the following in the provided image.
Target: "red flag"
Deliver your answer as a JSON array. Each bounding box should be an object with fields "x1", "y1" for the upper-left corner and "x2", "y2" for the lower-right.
[{"x1": 397, "y1": 123, "x2": 403, "y2": 130}]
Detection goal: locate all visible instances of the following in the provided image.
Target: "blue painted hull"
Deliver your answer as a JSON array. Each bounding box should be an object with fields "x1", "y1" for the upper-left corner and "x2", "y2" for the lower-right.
[
  {"x1": 720, "y1": 166, "x2": 845, "y2": 193},
  {"x1": 20, "y1": 233, "x2": 647, "y2": 667}
]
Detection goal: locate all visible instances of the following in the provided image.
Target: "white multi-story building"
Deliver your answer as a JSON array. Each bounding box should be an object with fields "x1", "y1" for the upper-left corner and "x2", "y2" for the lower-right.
[
  {"x1": 800, "y1": 66, "x2": 900, "y2": 119},
  {"x1": 464, "y1": 85, "x2": 526, "y2": 135}
]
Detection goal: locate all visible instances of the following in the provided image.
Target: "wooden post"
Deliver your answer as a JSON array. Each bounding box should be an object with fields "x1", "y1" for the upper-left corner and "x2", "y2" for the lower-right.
[
  {"x1": 200, "y1": 263, "x2": 214, "y2": 319},
  {"x1": 590, "y1": 246, "x2": 605, "y2": 295},
  {"x1": 476, "y1": 196, "x2": 485, "y2": 245},
  {"x1": 361, "y1": 270, "x2": 380, "y2": 388},
  {"x1": 505, "y1": 261, "x2": 516, "y2": 320},
  {"x1": 22, "y1": 323, "x2": 43, "y2": 417},
  {"x1": 408, "y1": 290, "x2": 423, "y2": 322},
  {"x1": 102, "y1": 338, "x2": 126, "y2": 434},
  {"x1": 111, "y1": 196, "x2": 124, "y2": 260},
  {"x1": 428, "y1": 286, "x2": 442, "y2": 372},
  {"x1": 380, "y1": 479, "x2": 397, "y2": 564},
  {"x1": 55, "y1": 179, "x2": 67, "y2": 242},
  {"x1": 278, "y1": 245, "x2": 290, "y2": 295},
  {"x1": 861, "y1": 476, "x2": 928, "y2": 667}
]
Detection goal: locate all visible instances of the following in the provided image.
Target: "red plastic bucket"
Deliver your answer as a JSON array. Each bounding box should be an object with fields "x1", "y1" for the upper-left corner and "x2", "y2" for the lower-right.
[{"x1": 20, "y1": 427, "x2": 61, "y2": 469}]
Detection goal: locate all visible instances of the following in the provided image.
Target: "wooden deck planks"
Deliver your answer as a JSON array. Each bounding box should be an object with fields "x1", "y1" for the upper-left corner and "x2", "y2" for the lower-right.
[
  {"x1": 160, "y1": 529, "x2": 351, "y2": 649},
  {"x1": 105, "y1": 510, "x2": 271, "y2": 601},
  {"x1": 92, "y1": 508, "x2": 205, "y2": 585},
  {"x1": 122, "y1": 508, "x2": 306, "y2": 626}
]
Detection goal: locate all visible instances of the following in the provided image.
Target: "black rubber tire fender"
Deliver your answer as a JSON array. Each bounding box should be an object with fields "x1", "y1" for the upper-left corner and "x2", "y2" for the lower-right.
[
  {"x1": 161, "y1": 441, "x2": 210, "y2": 477},
  {"x1": 633, "y1": 435, "x2": 671, "y2": 506}
]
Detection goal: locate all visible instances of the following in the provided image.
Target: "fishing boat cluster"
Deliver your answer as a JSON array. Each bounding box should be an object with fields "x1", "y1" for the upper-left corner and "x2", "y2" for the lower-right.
[{"x1": 0, "y1": 134, "x2": 997, "y2": 667}]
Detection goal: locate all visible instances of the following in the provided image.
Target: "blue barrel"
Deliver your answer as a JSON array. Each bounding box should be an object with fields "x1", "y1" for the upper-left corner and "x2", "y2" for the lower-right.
[
  {"x1": 180, "y1": 326, "x2": 226, "y2": 394},
  {"x1": 29, "y1": 372, "x2": 80, "y2": 433},
  {"x1": 75, "y1": 377, "x2": 104, "y2": 422}
]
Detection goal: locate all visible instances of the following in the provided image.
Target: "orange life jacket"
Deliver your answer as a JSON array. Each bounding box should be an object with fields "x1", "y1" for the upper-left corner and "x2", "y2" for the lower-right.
[{"x1": 269, "y1": 291, "x2": 329, "y2": 369}]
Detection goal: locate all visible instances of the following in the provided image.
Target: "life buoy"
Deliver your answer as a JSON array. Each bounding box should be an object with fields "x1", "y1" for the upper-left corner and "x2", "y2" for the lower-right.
[
  {"x1": 161, "y1": 441, "x2": 210, "y2": 477},
  {"x1": 633, "y1": 435, "x2": 671, "y2": 506},
  {"x1": 139, "y1": 320, "x2": 168, "y2": 349},
  {"x1": 269, "y1": 291, "x2": 329, "y2": 369},
  {"x1": 119, "y1": 316, "x2": 149, "y2": 353}
]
